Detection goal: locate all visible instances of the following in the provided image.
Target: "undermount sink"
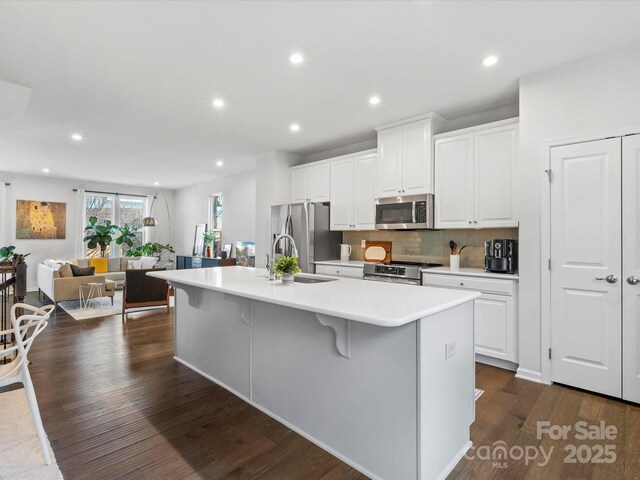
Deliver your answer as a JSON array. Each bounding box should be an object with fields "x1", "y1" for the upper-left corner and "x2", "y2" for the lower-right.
[{"x1": 293, "y1": 275, "x2": 337, "y2": 284}]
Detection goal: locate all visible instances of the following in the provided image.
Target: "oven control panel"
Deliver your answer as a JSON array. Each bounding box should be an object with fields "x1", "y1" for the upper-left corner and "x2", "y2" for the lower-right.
[{"x1": 374, "y1": 265, "x2": 406, "y2": 276}]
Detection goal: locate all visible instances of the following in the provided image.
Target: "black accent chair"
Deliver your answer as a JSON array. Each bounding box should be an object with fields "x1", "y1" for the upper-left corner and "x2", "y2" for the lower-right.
[{"x1": 122, "y1": 268, "x2": 170, "y2": 321}]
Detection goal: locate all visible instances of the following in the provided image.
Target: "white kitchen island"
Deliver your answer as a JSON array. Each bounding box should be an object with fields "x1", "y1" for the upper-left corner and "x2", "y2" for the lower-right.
[{"x1": 148, "y1": 266, "x2": 480, "y2": 480}]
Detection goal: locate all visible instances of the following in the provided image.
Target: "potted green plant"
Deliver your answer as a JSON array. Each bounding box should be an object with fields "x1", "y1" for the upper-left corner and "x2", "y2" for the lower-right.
[
  {"x1": 83, "y1": 216, "x2": 117, "y2": 273},
  {"x1": 202, "y1": 231, "x2": 215, "y2": 258},
  {"x1": 0, "y1": 245, "x2": 15, "y2": 265},
  {"x1": 273, "y1": 256, "x2": 301, "y2": 285},
  {"x1": 124, "y1": 242, "x2": 175, "y2": 262},
  {"x1": 143, "y1": 242, "x2": 174, "y2": 261},
  {"x1": 11, "y1": 252, "x2": 30, "y2": 265},
  {"x1": 116, "y1": 224, "x2": 138, "y2": 250}
]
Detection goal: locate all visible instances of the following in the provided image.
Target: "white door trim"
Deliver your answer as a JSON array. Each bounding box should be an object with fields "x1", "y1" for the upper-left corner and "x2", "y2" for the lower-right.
[{"x1": 539, "y1": 125, "x2": 640, "y2": 385}]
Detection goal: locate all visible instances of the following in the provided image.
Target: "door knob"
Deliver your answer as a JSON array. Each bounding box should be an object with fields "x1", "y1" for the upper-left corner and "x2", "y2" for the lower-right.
[
  {"x1": 627, "y1": 276, "x2": 640, "y2": 285},
  {"x1": 595, "y1": 274, "x2": 618, "y2": 284}
]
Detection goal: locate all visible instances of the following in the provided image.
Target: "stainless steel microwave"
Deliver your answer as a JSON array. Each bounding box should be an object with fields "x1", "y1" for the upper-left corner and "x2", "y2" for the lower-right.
[{"x1": 375, "y1": 193, "x2": 435, "y2": 230}]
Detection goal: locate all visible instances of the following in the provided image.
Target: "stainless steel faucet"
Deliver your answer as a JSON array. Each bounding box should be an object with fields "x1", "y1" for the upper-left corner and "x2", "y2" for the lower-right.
[{"x1": 269, "y1": 234, "x2": 298, "y2": 280}]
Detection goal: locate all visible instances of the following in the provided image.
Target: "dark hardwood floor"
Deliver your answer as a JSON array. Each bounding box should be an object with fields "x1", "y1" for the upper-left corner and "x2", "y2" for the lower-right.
[{"x1": 5, "y1": 292, "x2": 640, "y2": 479}]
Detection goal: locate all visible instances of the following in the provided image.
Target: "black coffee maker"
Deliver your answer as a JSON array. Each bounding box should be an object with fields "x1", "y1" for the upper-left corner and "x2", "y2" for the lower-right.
[{"x1": 484, "y1": 239, "x2": 518, "y2": 274}]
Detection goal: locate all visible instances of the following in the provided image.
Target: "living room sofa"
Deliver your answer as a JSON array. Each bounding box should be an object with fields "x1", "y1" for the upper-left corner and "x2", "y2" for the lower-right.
[{"x1": 37, "y1": 257, "x2": 140, "y2": 306}]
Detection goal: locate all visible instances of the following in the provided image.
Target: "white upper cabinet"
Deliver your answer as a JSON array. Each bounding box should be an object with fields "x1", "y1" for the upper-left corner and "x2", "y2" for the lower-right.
[
  {"x1": 402, "y1": 119, "x2": 433, "y2": 195},
  {"x1": 291, "y1": 168, "x2": 309, "y2": 203},
  {"x1": 435, "y1": 134, "x2": 474, "y2": 228},
  {"x1": 375, "y1": 114, "x2": 443, "y2": 198},
  {"x1": 330, "y1": 151, "x2": 377, "y2": 231},
  {"x1": 435, "y1": 119, "x2": 519, "y2": 229},
  {"x1": 330, "y1": 157, "x2": 354, "y2": 230},
  {"x1": 291, "y1": 162, "x2": 330, "y2": 203},
  {"x1": 376, "y1": 127, "x2": 403, "y2": 197},
  {"x1": 353, "y1": 153, "x2": 376, "y2": 230}
]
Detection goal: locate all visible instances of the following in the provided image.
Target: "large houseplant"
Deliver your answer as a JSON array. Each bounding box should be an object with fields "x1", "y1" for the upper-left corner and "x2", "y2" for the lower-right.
[
  {"x1": 125, "y1": 242, "x2": 175, "y2": 262},
  {"x1": 273, "y1": 256, "x2": 301, "y2": 285},
  {"x1": 83, "y1": 216, "x2": 117, "y2": 273}
]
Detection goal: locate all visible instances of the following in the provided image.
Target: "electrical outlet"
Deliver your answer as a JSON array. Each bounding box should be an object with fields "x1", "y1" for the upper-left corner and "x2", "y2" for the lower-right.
[
  {"x1": 361, "y1": 239, "x2": 366, "y2": 248},
  {"x1": 445, "y1": 341, "x2": 456, "y2": 359}
]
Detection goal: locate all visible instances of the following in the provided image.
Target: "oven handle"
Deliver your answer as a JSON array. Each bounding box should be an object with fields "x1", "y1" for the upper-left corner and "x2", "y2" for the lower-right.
[
  {"x1": 412, "y1": 202, "x2": 416, "y2": 224},
  {"x1": 363, "y1": 274, "x2": 421, "y2": 286}
]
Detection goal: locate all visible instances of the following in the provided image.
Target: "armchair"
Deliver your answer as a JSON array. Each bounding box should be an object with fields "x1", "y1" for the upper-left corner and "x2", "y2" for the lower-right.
[{"x1": 122, "y1": 268, "x2": 170, "y2": 321}]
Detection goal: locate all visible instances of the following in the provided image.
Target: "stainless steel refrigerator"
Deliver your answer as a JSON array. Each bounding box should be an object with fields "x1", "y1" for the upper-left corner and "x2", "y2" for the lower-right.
[{"x1": 270, "y1": 202, "x2": 342, "y2": 273}]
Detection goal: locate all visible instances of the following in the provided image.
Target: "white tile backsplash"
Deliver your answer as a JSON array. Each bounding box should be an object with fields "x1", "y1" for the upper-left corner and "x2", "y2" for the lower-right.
[{"x1": 343, "y1": 228, "x2": 518, "y2": 268}]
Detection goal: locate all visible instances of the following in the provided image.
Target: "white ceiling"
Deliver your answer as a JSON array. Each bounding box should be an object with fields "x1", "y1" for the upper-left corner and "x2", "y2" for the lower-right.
[{"x1": 1, "y1": 1, "x2": 640, "y2": 189}]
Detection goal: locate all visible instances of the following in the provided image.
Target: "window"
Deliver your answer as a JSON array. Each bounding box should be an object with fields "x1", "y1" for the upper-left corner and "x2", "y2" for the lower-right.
[
  {"x1": 84, "y1": 193, "x2": 147, "y2": 258},
  {"x1": 118, "y1": 196, "x2": 145, "y2": 252},
  {"x1": 208, "y1": 194, "x2": 223, "y2": 251}
]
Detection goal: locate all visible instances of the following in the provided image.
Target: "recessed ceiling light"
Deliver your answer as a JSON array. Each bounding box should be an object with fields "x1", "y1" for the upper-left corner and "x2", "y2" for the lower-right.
[
  {"x1": 289, "y1": 53, "x2": 304, "y2": 64},
  {"x1": 212, "y1": 98, "x2": 225, "y2": 108},
  {"x1": 290, "y1": 123, "x2": 300, "y2": 132},
  {"x1": 154, "y1": 182, "x2": 159, "y2": 186},
  {"x1": 369, "y1": 96, "x2": 381, "y2": 105},
  {"x1": 71, "y1": 133, "x2": 83, "y2": 141},
  {"x1": 42, "y1": 168, "x2": 50, "y2": 173},
  {"x1": 483, "y1": 55, "x2": 498, "y2": 66},
  {"x1": 216, "y1": 160, "x2": 224, "y2": 167}
]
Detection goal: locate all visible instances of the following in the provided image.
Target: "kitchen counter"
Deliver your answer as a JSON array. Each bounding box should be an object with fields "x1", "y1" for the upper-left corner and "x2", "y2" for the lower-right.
[
  {"x1": 314, "y1": 259, "x2": 366, "y2": 267},
  {"x1": 148, "y1": 266, "x2": 478, "y2": 479},
  {"x1": 423, "y1": 266, "x2": 519, "y2": 280},
  {"x1": 149, "y1": 266, "x2": 479, "y2": 327}
]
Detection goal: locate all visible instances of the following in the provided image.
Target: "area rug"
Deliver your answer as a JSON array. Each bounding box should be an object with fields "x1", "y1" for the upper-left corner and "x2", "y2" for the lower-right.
[
  {"x1": 0, "y1": 388, "x2": 63, "y2": 480},
  {"x1": 59, "y1": 291, "x2": 174, "y2": 320}
]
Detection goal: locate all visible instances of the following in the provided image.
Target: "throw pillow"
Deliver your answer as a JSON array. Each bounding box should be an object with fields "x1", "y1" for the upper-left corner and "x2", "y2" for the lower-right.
[
  {"x1": 127, "y1": 260, "x2": 143, "y2": 270},
  {"x1": 139, "y1": 256, "x2": 158, "y2": 269},
  {"x1": 70, "y1": 264, "x2": 95, "y2": 277},
  {"x1": 68, "y1": 258, "x2": 79, "y2": 266},
  {"x1": 58, "y1": 264, "x2": 73, "y2": 278}
]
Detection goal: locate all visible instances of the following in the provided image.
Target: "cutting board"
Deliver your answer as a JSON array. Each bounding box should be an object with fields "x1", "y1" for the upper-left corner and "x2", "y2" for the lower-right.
[{"x1": 364, "y1": 241, "x2": 392, "y2": 263}]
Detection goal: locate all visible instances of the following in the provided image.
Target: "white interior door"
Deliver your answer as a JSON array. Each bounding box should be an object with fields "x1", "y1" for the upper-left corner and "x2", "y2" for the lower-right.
[
  {"x1": 550, "y1": 138, "x2": 622, "y2": 397},
  {"x1": 623, "y1": 135, "x2": 640, "y2": 403}
]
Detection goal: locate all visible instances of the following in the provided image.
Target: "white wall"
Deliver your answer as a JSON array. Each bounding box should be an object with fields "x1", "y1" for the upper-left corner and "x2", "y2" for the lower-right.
[
  {"x1": 518, "y1": 43, "x2": 640, "y2": 381},
  {"x1": 254, "y1": 150, "x2": 299, "y2": 268},
  {"x1": 0, "y1": 172, "x2": 174, "y2": 291},
  {"x1": 173, "y1": 170, "x2": 256, "y2": 258}
]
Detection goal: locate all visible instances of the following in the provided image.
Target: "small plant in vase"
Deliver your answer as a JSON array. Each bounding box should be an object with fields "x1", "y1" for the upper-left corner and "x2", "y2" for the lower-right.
[
  {"x1": 202, "y1": 231, "x2": 215, "y2": 258},
  {"x1": 273, "y1": 256, "x2": 301, "y2": 285}
]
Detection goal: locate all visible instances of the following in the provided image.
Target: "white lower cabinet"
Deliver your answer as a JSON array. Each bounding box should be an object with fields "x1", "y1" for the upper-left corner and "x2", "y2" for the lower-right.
[
  {"x1": 315, "y1": 264, "x2": 364, "y2": 279},
  {"x1": 423, "y1": 273, "x2": 518, "y2": 365}
]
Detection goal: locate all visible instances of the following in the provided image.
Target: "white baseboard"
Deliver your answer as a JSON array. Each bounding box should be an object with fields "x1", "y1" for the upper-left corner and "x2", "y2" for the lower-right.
[
  {"x1": 476, "y1": 355, "x2": 518, "y2": 372},
  {"x1": 515, "y1": 367, "x2": 545, "y2": 384},
  {"x1": 436, "y1": 440, "x2": 472, "y2": 480}
]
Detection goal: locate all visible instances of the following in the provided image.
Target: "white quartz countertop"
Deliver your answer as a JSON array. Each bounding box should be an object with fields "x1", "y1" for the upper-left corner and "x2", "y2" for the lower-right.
[
  {"x1": 148, "y1": 266, "x2": 480, "y2": 327},
  {"x1": 314, "y1": 260, "x2": 365, "y2": 267},
  {"x1": 422, "y1": 266, "x2": 519, "y2": 280}
]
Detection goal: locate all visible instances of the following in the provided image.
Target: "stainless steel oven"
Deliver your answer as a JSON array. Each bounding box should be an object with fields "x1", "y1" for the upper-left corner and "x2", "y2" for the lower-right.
[{"x1": 375, "y1": 193, "x2": 434, "y2": 230}]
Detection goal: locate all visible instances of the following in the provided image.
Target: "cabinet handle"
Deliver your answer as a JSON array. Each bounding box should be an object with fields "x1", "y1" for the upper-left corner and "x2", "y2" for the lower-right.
[
  {"x1": 468, "y1": 221, "x2": 472, "y2": 224},
  {"x1": 474, "y1": 221, "x2": 477, "y2": 224},
  {"x1": 460, "y1": 282, "x2": 464, "y2": 286}
]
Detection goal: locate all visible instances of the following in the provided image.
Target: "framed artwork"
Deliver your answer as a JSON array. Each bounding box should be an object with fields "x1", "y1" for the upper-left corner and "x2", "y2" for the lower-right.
[
  {"x1": 235, "y1": 241, "x2": 255, "y2": 267},
  {"x1": 16, "y1": 200, "x2": 66, "y2": 239},
  {"x1": 192, "y1": 223, "x2": 207, "y2": 256},
  {"x1": 223, "y1": 243, "x2": 232, "y2": 257}
]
